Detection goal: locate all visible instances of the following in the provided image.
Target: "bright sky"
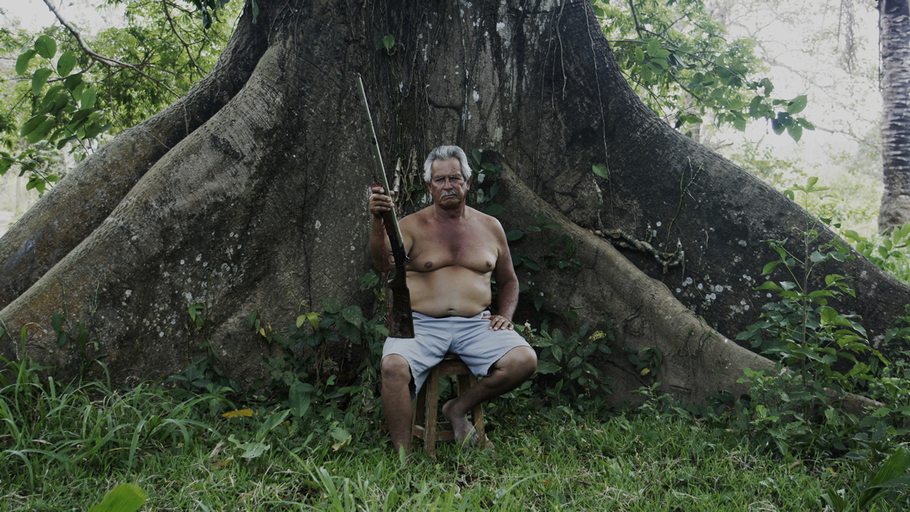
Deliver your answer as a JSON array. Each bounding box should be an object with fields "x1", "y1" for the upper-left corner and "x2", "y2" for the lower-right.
[{"x1": 1, "y1": 0, "x2": 121, "y2": 34}]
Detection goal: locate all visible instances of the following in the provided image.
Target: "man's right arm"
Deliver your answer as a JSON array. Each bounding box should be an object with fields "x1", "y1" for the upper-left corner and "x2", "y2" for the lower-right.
[{"x1": 369, "y1": 185, "x2": 394, "y2": 271}]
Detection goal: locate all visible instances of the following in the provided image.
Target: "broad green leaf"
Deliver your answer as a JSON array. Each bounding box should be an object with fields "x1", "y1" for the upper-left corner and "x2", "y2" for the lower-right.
[
  {"x1": 482, "y1": 204, "x2": 505, "y2": 215},
  {"x1": 34, "y1": 35, "x2": 57, "y2": 59},
  {"x1": 56, "y1": 50, "x2": 77, "y2": 76},
  {"x1": 331, "y1": 427, "x2": 352, "y2": 451},
  {"x1": 341, "y1": 305, "x2": 363, "y2": 327},
  {"x1": 787, "y1": 94, "x2": 807, "y2": 114},
  {"x1": 820, "y1": 306, "x2": 838, "y2": 325},
  {"x1": 15, "y1": 49, "x2": 36, "y2": 75},
  {"x1": 761, "y1": 261, "x2": 780, "y2": 275},
  {"x1": 289, "y1": 381, "x2": 313, "y2": 418},
  {"x1": 472, "y1": 148, "x2": 483, "y2": 164},
  {"x1": 797, "y1": 117, "x2": 815, "y2": 130},
  {"x1": 787, "y1": 124, "x2": 803, "y2": 142},
  {"x1": 755, "y1": 281, "x2": 781, "y2": 291},
  {"x1": 88, "y1": 483, "x2": 147, "y2": 512},
  {"x1": 535, "y1": 360, "x2": 561, "y2": 374},
  {"x1": 256, "y1": 409, "x2": 290, "y2": 442},
  {"x1": 26, "y1": 118, "x2": 55, "y2": 143},
  {"x1": 31, "y1": 68, "x2": 52, "y2": 96},
  {"x1": 506, "y1": 229, "x2": 523, "y2": 241},
  {"x1": 647, "y1": 38, "x2": 660, "y2": 55},
  {"x1": 320, "y1": 297, "x2": 343, "y2": 314},
  {"x1": 592, "y1": 163, "x2": 609, "y2": 178},
  {"x1": 771, "y1": 118, "x2": 785, "y2": 135},
  {"x1": 64, "y1": 72, "x2": 84, "y2": 91},
  {"x1": 52, "y1": 312, "x2": 63, "y2": 332},
  {"x1": 20, "y1": 114, "x2": 50, "y2": 137},
  {"x1": 81, "y1": 87, "x2": 97, "y2": 109},
  {"x1": 733, "y1": 115, "x2": 746, "y2": 131},
  {"x1": 239, "y1": 441, "x2": 269, "y2": 458}
]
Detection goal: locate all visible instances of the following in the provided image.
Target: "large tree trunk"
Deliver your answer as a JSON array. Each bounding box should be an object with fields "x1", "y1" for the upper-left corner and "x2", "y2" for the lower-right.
[
  {"x1": 1, "y1": 0, "x2": 907, "y2": 404},
  {"x1": 878, "y1": 0, "x2": 910, "y2": 232}
]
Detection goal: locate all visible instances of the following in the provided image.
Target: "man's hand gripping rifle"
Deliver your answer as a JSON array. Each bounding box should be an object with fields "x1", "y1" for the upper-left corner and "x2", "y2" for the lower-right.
[{"x1": 356, "y1": 74, "x2": 415, "y2": 338}]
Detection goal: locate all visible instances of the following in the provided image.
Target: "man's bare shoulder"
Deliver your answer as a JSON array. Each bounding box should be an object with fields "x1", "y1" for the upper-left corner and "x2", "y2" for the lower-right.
[{"x1": 399, "y1": 207, "x2": 432, "y2": 229}]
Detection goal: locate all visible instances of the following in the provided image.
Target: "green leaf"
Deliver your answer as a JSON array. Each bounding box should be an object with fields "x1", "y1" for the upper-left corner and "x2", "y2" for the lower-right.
[
  {"x1": 647, "y1": 38, "x2": 660, "y2": 56},
  {"x1": 26, "y1": 118, "x2": 56, "y2": 144},
  {"x1": 761, "y1": 261, "x2": 780, "y2": 275},
  {"x1": 89, "y1": 483, "x2": 147, "y2": 512},
  {"x1": 84, "y1": 122, "x2": 111, "y2": 139},
  {"x1": 256, "y1": 409, "x2": 290, "y2": 442},
  {"x1": 15, "y1": 49, "x2": 36, "y2": 75},
  {"x1": 787, "y1": 124, "x2": 803, "y2": 142},
  {"x1": 733, "y1": 115, "x2": 747, "y2": 131},
  {"x1": 320, "y1": 297, "x2": 343, "y2": 314},
  {"x1": 536, "y1": 361, "x2": 561, "y2": 374},
  {"x1": 56, "y1": 50, "x2": 77, "y2": 76},
  {"x1": 289, "y1": 381, "x2": 313, "y2": 418},
  {"x1": 20, "y1": 114, "x2": 50, "y2": 137},
  {"x1": 81, "y1": 87, "x2": 97, "y2": 109},
  {"x1": 592, "y1": 163, "x2": 609, "y2": 178},
  {"x1": 34, "y1": 35, "x2": 57, "y2": 59},
  {"x1": 506, "y1": 229, "x2": 524, "y2": 241},
  {"x1": 787, "y1": 94, "x2": 807, "y2": 114},
  {"x1": 64, "y1": 73, "x2": 84, "y2": 92},
  {"x1": 52, "y1": 312, "x2": 63, "y2": 332},
  {"x1": 341, "y1": 305, "x2": 363, "y2": 327},
  {"x1": 31, "y1": 68, "x2": 52, "y2": 96},
  {"x1": 482, "y1": 204, "x2": 505, "y2": 215},
  {"x1": 376, "y1": 35, "x2": 395, "y2": 51},
  {"x1": 771, "y1": 118, "x2": 785, "y2": 135},
  {"x1": 797, "y1": 118, "x2": 815, "y2": 130}
]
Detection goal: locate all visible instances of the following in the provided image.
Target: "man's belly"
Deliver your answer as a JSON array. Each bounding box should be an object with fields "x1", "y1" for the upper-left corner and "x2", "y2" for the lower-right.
[{"x1": 407, "y1": 266, "x2": 492, "y2": 318}]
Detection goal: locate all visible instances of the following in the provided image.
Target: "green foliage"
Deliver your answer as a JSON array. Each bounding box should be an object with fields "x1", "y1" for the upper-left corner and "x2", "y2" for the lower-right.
[
  {"x1": 89, "y1": 483, "x2": 147, "y2": 512},
  {"x1": 248, "y1": 297, "x2": 388, "y2": 430},
  {"x1": 518, "y1": 318, "x2": 614, "y2": 414},
  {"x1": 823, "y1": 448, "x2": 910, "y2": 512},
  {"x1": 0, "y1": 0, "x2": 239, "y2": 192},
  {"x1": 593, "y1": 0, "x2": 813, "y2": 140},
  {"x1": 843, "y1": 223, "x2": 910, "y2": 285}
]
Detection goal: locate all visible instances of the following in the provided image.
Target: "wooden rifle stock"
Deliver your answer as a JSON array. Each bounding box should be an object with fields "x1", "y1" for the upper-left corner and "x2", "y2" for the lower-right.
[{"x1": 356, "y1": 74, "x2": 414, "y2": 338}]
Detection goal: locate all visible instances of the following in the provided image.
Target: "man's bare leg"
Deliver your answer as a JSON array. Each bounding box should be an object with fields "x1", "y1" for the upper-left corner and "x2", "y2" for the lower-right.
[
  {"x1": 381, "y1": 354, "x2": 414, "y2": 454},
  {"x1": 441, "y1": 346, "x2": 537, "y2": 446}
]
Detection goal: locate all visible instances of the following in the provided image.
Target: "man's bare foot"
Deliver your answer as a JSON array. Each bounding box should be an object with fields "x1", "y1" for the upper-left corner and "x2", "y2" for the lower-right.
[{"x1": 442, "y1": 399, "x2": 476, "y2": 448}]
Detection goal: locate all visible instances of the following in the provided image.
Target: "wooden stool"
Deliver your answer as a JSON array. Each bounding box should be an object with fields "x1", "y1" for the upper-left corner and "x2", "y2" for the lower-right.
[{"x1": 411, "y1": 355, "x2": 486, "y2": 457}]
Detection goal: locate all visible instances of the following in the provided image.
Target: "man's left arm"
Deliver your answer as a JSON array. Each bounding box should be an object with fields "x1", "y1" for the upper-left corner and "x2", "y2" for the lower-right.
[{"x1": 486, "y1": 218, "x2": 519, "y2": 331}]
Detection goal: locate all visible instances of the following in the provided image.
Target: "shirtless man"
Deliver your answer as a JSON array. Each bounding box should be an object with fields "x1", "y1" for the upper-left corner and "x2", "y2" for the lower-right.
[{"x1": 369, "y1": 145, "x2": 538, "y2": 454}]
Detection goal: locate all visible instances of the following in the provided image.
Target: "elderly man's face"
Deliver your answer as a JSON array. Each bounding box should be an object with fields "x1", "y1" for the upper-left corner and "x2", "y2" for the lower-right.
[{"x1": 429, "y1": 158, "x2": 470, "y2": 208}]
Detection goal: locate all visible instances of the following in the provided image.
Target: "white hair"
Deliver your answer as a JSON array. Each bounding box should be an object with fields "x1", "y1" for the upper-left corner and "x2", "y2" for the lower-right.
[{"x1": 423, "y1": 146, "x2": 472, "y2": 183}]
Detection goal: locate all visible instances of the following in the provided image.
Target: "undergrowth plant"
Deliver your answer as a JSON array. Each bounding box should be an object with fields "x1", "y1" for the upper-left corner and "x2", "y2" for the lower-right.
[
  {"x1": 728, "y1": 177, "x2": 910, "y2": 504},
  {"x1": 842, "y1": 222, "x2": 910, "y2": 285}
]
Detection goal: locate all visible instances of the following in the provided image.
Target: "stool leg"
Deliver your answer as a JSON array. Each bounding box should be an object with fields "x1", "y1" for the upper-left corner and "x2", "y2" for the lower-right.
[
  {"x1": 425, "y1": 367, "x2": 440, "y2": 458},
  {"x1": 411, "y1": 382, "x2": 427, "y2": 448}
]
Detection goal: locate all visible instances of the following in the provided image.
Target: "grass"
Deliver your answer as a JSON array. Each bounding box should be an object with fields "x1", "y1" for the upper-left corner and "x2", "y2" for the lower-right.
[{"x1": 2, "y1": 360, "x2": 885, "y2": 512}]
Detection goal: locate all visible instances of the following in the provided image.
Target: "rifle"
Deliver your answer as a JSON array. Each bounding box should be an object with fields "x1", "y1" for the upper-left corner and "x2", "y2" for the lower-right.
[{"x1": 356, "y1": 74, "x2": 415, "y2": 338}]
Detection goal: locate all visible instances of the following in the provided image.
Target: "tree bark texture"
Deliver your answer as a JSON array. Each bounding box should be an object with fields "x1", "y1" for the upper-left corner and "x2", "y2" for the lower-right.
[
  {"x1": 0, "y1": 0, "x2": 907, "y2": 405},
  {"x1": 878, "y1": 0, "x2": 910, "y2": 232}
]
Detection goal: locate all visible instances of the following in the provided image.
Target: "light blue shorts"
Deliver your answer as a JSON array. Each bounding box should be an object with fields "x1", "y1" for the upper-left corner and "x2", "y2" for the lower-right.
[{"x1": 382, "y1": 310, "x2": 532, "y2": 398}]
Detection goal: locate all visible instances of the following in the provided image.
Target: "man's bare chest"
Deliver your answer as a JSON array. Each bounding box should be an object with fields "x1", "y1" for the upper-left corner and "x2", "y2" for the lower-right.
[{"x1": 408, "y1": 229, "x2": 497, "y2": 274}]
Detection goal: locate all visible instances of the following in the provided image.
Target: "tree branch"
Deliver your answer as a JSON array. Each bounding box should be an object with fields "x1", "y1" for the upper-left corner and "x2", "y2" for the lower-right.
[
  {"x1": 41, "y1": 0, "x2": 180, "y2": 97},
  {"x1": 161, "y1": 0, "x2": 206, "y2": 75}
]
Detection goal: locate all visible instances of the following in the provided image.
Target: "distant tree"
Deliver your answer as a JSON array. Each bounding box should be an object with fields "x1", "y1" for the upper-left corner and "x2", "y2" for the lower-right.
[{"x1": 878, "y1": 0, "x2": 910, "y2": 232}]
